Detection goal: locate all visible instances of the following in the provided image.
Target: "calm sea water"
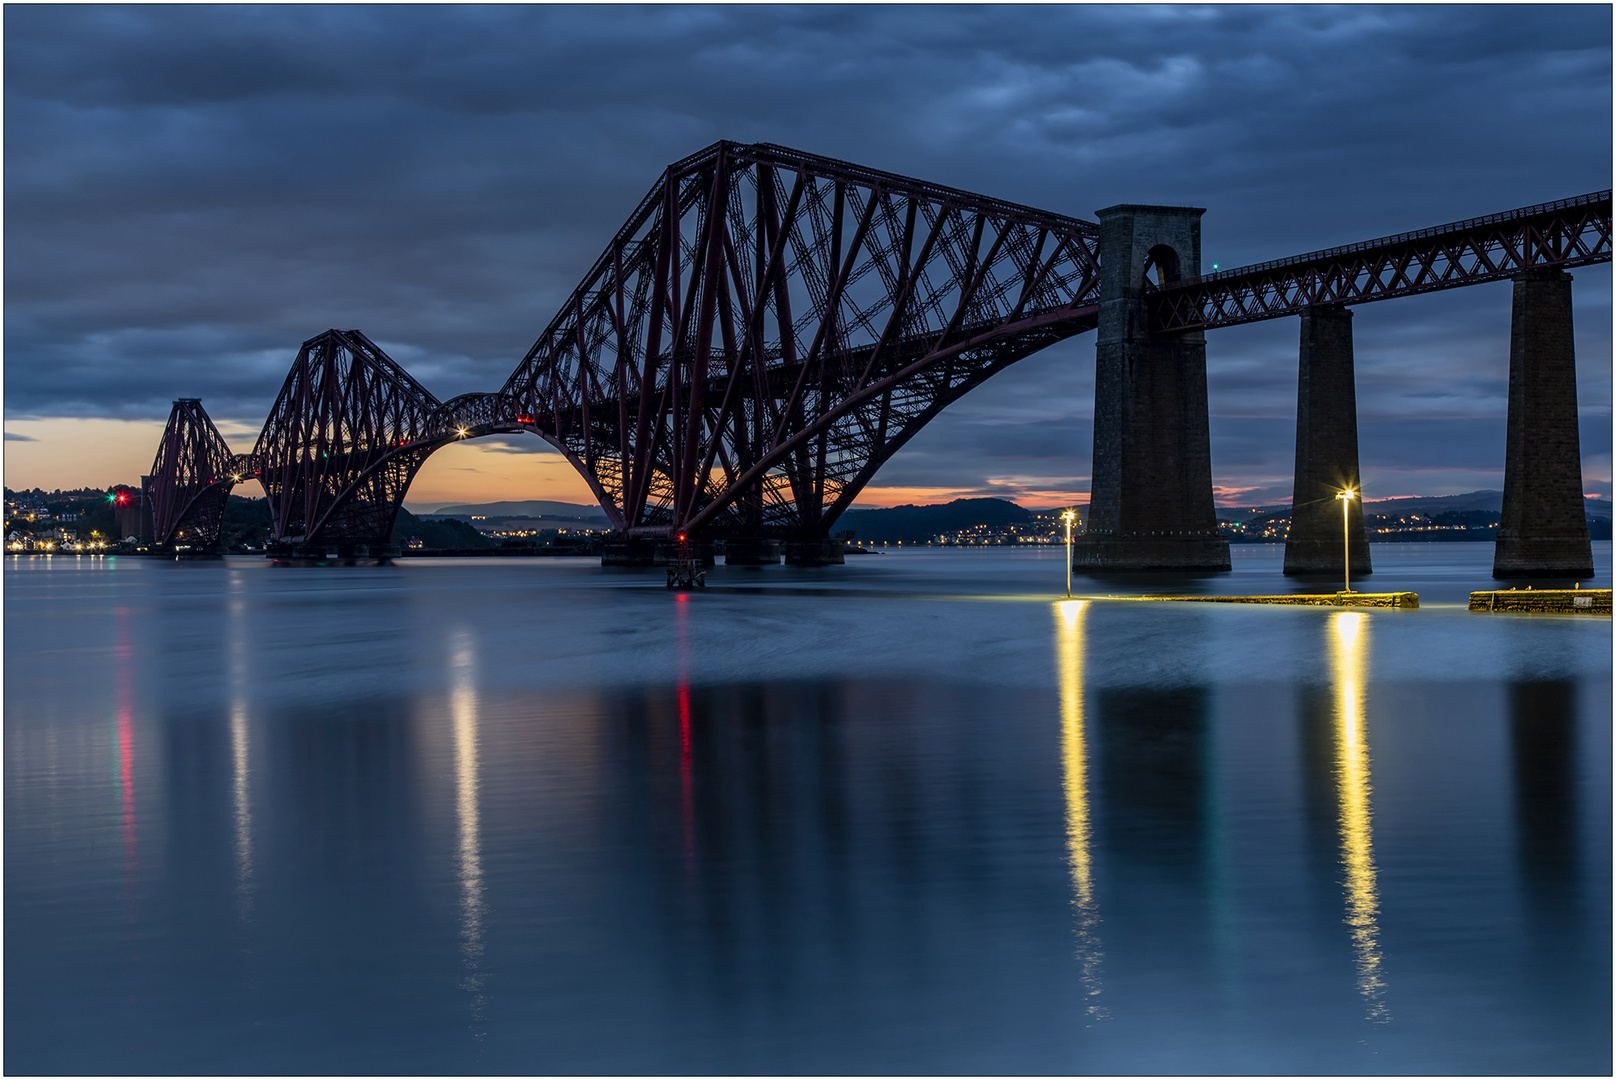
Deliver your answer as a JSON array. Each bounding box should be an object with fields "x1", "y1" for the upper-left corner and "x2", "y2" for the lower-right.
[{"x1": 5, "y1": 543, "x2": 1610, "y2": 1074}]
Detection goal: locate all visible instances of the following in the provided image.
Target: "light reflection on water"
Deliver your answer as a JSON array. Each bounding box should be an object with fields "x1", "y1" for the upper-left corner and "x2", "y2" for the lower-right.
[
  {"x1": 1055, "y1": 599, "x2": 1107, "y2": 1021},
  {"x1": 228, "y1": 583, "x2": 255, "y2": 924},
  {"x1": 450, "y1": 627, "x2": 488, "y2": 1034},
  {"x1": 1328, "y1": 611, "x2": 1388, "y2": 1023},
  {"x1": 3, "y1": 546, "x2": 1610, "y2": 1074}
]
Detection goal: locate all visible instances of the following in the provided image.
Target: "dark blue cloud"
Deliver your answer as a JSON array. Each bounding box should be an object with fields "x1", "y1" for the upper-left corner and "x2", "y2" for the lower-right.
[{"x1": 4, "y1": 4, "x2": 1610, "y2": 496}]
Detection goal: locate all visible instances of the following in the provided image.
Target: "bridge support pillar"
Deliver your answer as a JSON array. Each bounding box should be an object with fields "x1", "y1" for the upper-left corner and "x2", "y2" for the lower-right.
[
  {"x1": 601, "y1": 538, "x2": 664, "y2": 566},
  {"x1": 724, "y1": 538, "x2": 782, "y2": 565},
  {"x1": 1284, "y1": 305, "x2": 1371, "y2": 576},
  {"x1": 1073, "y1": 204, "x2": 1229, "y2": 572},
  {"x1": 784, "y1": 538, "x2": 844, "y2": 566},
  {"x1": 602, "y1": 537, "x2": 715, "y2": 567},
  {"x1": 1494, "y1": 270, "x2": 1592, "y2": 579}
]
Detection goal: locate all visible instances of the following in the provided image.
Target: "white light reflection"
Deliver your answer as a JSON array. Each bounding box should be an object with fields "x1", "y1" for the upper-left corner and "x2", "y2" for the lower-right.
[
  {"x1": 1329, "y1": 611, "x2": 1390, "y2": 1023},
  {"x1": 226, "y1": 586, "x2": 254, "y2": 923},
  {"x1": 450, "y1": 629, "x2": 488, "y2": 1032},
  {"x1": 1055, "y1": 600, "x2": 1107, "y2": 1021}
]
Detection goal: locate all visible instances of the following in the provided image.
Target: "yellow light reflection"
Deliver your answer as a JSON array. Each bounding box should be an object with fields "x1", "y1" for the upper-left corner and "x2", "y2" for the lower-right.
[
  {"x1": 1329, "y1": 611, "x2": 1390, "y2": 1023},
  {"x1": 230, "y1": 701, "x2": 253, "y2": 916},
  {"x1": 1055, "y1": 599, "x2": 1107, "y2": 1020},
  {"x1": 450, "y1": 630, "x2": 488, "y2": 1029},
  {"x1": 227, "y1": 588, "x2": 254, "y2": 923}
]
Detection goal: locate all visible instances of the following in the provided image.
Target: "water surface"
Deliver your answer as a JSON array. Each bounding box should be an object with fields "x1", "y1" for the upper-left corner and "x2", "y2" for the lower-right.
[{"x1": 5, "y1": 544, "x2": 1610, "y2": 1073}]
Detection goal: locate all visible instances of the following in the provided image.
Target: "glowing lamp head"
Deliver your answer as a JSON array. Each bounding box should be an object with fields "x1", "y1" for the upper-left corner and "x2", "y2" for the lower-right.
[
  {"x1": 456, "y1": 427, "x2": 469, "y2": 438},
  {"x1": 1337, "y1": 489, "x2": 1357, "y2": 501}
]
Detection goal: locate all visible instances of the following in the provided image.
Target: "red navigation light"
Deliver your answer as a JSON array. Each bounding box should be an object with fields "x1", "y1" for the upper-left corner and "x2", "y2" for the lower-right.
[
  {"x1": 114, "y1": 493, "x2": 128, "y2": 505},
  {"x1": 678, "y1": 534, "x2": 686, "y2": 542}
]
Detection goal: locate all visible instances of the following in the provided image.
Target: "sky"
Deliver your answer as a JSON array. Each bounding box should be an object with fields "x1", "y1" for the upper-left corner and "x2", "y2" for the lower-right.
[{"x1": 4, "y1": 4, "x2": 1611, "y2": 511}]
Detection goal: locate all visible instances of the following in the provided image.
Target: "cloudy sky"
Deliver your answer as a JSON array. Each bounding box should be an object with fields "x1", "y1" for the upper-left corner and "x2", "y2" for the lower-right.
[{"x1": 5, "y1": 4, "x2": 1610, "y2": 509}]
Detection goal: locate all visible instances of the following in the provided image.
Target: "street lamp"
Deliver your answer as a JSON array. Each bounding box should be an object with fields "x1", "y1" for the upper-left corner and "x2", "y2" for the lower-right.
[
  {"x1": 1336, "y1": 488, "x2": 1357, "y2": 593},
  {"x1": 1060, "y1": 508, "x2": 1077, "y2": 598}
]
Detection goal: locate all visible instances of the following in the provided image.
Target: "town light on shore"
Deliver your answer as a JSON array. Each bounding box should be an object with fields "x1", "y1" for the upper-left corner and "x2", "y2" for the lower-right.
[
  {"x1": 1060, "y1": 509, "x2": 1077, "y2": 598},
  {"x1": 1337, "y1": 488, "x2": 1357, "y2": 593}
]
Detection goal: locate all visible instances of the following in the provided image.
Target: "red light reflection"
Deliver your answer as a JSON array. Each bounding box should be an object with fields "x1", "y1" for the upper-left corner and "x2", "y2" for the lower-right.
[
  {"x1": 114, "y1": 607, "x2": 138, "y2": 900},
  {"x1": 675, "y1": 594, "x2": 695, "y2": 878}
]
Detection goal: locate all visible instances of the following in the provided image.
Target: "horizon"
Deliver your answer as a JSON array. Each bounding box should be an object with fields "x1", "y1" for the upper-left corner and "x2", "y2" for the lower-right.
[{"x1": 9, "y1": 482, "x2": 1613, "y2": 517}]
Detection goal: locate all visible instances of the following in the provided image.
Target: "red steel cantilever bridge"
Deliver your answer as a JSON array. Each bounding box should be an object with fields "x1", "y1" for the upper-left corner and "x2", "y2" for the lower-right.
[{"x1": 147, "y1": 140, "x2": 1610, "y2": 572}]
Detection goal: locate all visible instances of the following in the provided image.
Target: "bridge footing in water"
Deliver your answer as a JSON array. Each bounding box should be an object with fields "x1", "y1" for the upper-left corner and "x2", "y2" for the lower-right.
[
  {"x1": 150, "y1": 543, "x2": 226, "y2": 560},
  {"x1": 1071, "y1": 534, "x2": 1230, "y2": 573},
  {"x1": 601, "y1": 538, "x2": 715, "y2": 567},
  {"x1": 723, "y1": 538, "x2": 782, "y2": 565},
  {"x1": 784, "y1": 539, "x2": 845, "y2": 566},
  {"x1": 266, "y1": 542, "x2": 399, "y2": 565},
  {"x1": 604, "y1": 536, "x2": 836, "y2": 567}
]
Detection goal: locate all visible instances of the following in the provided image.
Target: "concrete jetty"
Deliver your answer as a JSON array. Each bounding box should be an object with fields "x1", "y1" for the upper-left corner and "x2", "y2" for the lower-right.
[
  {"x1": 1468, "y1": 588, "x2": 1610, "y2": 614},
  {"x1": 1127, "y1": 591, "x2": 1418, "y2": 608}
]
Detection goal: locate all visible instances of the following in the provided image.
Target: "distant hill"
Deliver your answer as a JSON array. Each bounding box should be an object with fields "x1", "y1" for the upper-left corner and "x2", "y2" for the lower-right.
[
  {"x1": 836, "y1": 498, "x2": 1035, "y2": 543},
  {"x1": 391, "y1": 508, "x2": 493, "y2": 550},
  {"x1": 424, "y1": 500, "x2": 611, "y2": 524},
  {"x1": 1218, "y1": 490, "x2": 1611, "y2": 522},
  {"x1": 1364, "y1": 490, "x2": 1504, "y2": 515},
  {"x1": 1218, "y1": 489, "x2": 1612, "y2": 543}
]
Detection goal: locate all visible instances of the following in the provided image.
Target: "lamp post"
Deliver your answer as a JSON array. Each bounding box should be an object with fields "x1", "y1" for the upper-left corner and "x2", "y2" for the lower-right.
[
  {"x1": 1060, "y1": 509, "x2": 1077, "y2": 598},
  {"x1": 1336, "y1": 489, "x2": 1357, "y2": 593}
]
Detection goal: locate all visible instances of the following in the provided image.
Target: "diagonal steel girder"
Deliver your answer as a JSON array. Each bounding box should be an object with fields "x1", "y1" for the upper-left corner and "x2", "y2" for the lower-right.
[{"x1": 500, "y1": 140, "x2": 1104, "y2": 539}]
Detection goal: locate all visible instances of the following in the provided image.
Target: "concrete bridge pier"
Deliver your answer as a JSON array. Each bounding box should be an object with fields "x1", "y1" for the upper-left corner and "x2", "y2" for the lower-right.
[
  {"x1": 1283, "y1": 305, "x2": 1372, "y2": 576},
  {"x1": 1072, "y1": 204, "x2": 1230, "y2": 573},
  {"x1": 1494, "y1": 270, "x2": 1593, "y2": 579},
  {"x1": 601, "y1": 537, "x2": 715, "y2": 567},
  {"x1": 784, "y1": 537, "x2": 844, "y2": 566},
  {"x1": 723, "y1": 538, "x2": 782, "y2": 565}
]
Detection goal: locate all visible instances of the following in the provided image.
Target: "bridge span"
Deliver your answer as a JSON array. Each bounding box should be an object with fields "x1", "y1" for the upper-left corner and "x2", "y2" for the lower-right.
[{"x1": 144, "y1": 141, "x2": 1610, "y2": 578}]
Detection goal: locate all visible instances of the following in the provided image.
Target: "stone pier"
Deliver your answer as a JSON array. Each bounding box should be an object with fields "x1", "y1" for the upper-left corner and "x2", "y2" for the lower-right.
[
  {"x1": 601, "y1": 537, "x2": 714, "y2": 567},
  {"x1": 723, "y1": 538, "x2": 782, "y2": 565},
  {"x1": 1494, "y1": 270, "x2": 1592, "y2": 579},
  {"x1": 1283, "y1": 305, "x2": 1371, "y2": 576},
  {"x1": 784, "y1": 538, "x2": 844, "y2": 566},
  {"x1": 1072, "y1": 204, "x2": 1230, "y2": 572}
]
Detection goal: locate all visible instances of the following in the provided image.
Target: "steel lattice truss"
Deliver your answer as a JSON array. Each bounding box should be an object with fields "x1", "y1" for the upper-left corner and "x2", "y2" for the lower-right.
[
  {"x1": 1151, "y1": 190, "x2": 1613, "y2": 333},
  {"x1": 153, "y1": 142, "x2": 1612, "y2": 550},
  {"x1": 501, "y1": 141, "x2": 1102, "y2": 537},
  {"x1": 148, "y1": 399, "x2": 248, "y2": 547},
  {"x1": 254, "y1": 329, "x2": 449, "y2": 547}
]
